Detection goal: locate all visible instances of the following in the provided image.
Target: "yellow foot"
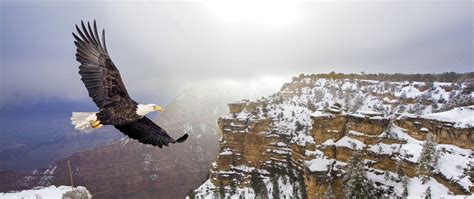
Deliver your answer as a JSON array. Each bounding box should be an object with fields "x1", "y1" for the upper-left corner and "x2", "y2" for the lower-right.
[
  {"x1": 90, "y1": 120, "x2": 103, "y2": 129},
  {"x1": 153, "y1": 105, "x2": 164, "y2": 112}
]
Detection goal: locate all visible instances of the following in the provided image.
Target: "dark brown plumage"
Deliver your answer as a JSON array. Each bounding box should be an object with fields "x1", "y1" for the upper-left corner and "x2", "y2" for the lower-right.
[
  {"x1": 73, "y1": 20, "x2": 188, "y2": 147},
  {"x1": 115, "y1": 117, "x2": 189, "y2": 148},
  {"x1": 73, "y1": 20, "x2": 139, "y2": 125}
]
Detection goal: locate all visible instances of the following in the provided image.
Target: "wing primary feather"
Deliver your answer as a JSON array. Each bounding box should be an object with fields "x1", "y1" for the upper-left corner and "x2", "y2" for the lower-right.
[
  {"x1": 75, "y1": 25, "x2": 88, "y2": 42},
  {"x1": 87, "y1": 22, "x2": 98, "y2": 45},
  {"x1": 157, "y1": 139, "x2": 163, "y2": 148},
  {"x1": 157, "y1": 138, "x2": 163, "y2": 146},
  {"x1": 141, "y1": 134, "x2": 153, "y2": 144},
  {"x1": 102, "y1": 29, "x2": 108, "y2": 52},
  {"x1": 176, "y1": 134, "x2": 189, "y2": 143},
  {"x1": 81, "y1": 21, "x2": 94, "y2": 43},
  {"x1": 93, "y1": 20, "x2": 102, "y2": 49},
  {"x1": 72, "y1": 33, "x2": 83, "y2": 43}
]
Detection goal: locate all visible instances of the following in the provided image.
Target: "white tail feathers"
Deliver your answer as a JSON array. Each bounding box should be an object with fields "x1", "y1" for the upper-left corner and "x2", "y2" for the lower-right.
[{"x1": 71, "y1": 112, "x2": 98, "y2": 133}]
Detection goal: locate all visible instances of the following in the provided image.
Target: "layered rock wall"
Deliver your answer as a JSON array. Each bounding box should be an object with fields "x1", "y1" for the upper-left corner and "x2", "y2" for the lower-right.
[
  {"x1": 197, "y1": 103, "x2": 472, "y2": 198},
  {"x1": 395, "y1": 117, "x2": 473, "y2": 149}
]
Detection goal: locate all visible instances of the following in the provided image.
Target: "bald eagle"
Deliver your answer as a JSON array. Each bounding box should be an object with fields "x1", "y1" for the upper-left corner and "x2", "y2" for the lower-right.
[{"x1": 70, "y1": 21, "x2": 188, "y2": 147}]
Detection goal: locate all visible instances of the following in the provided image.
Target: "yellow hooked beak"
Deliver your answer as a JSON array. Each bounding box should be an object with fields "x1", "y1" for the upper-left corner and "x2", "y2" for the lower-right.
[{"x1": 153, "y1": 105, "x2": 164, "y2": 112}]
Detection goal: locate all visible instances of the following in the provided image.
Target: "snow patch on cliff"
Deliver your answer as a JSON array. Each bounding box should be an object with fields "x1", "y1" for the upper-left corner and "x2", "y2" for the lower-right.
[
  {"x1": 0, "y1": 186, "x2": 90, "y2": 199},
  {"x1": 421, "y1": 106, "x2": 474, "y2": 128}
]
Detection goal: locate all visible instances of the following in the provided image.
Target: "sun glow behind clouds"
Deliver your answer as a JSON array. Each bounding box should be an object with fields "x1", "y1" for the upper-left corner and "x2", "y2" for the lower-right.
[
  {"x1": 214, "y1": 75, "x2": 289, "y2": 99},
  {"x1": 181, "y1": 75, "x2": 290, "y2": 101},
  {"x1": 205, "y1": 1, "x2": 303, "y2": 27}
]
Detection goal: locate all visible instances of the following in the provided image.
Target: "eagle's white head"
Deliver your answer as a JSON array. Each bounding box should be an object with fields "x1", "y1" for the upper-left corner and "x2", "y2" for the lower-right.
[{"x1": 136, "y1": 104, "x2": 163, "y2": 116}]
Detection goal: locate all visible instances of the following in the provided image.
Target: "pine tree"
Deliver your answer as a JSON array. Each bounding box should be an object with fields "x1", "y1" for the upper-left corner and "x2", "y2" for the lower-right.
[
  {"x1": 417, "y1": 132, "x2": 439, "y2": 184},
  {"x1": 323, "y1": 183, "x2": 335, "y2": 199},
  {"x1": 401, "y1": 176, "x2": 409, "y2": 198},
  {"x1": 380, "y1": 193, "x2": 391, "y2": 199},
  {"x1": 250, "y1": 171, "x2": 267, "y2": 198},
  {"x1": 383, "y1": 171, "x2": 390, "y2": 181},
  {"x1": 344, "y1": 92, "x2": 352, "y2": 112},
  {"x1": 218, "y1": 179, "x2": 225, "y2": 199},
  {"x1": 343, "y1": 151, "x2": 375, "y2": 199},
  {"x1": 351, "y1": 96, "x2": 364, "y2": 113},
  {"x1": 400, "y1": 92, "x2": 407, "y2": 100},
  {"x1": 424, "y1": 186, "x2": 432, "y2": 199},
  {"x1": 271, "y1": 175, "x2": 280, "y2": 199},
  {"x1": 313, "y1": 89, "x2": 325, "y2": 101},
  {"x1": 396, "y1": 155, "x2": 410, "y2": 198},
  {"x1": 396, "y1": 158, "x2": 405, "y2": 180}
]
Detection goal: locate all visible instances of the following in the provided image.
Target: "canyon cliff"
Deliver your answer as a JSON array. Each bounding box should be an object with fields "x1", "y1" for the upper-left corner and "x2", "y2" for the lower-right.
[{"x1": 190, "y1": 75, "x2": 473, "y2": 198}]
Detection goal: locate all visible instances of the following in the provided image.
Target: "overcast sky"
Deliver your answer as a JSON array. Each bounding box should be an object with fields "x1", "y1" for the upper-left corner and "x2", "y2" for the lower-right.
[{"x1": 1, "y1": 0, "x2": 472, "y2": 108}]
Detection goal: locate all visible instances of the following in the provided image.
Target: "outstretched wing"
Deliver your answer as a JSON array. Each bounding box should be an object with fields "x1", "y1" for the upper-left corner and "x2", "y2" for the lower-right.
[
  {"x1": 73, "y1": 20, "x2": 135, "y2": 110},
  {"x1": 114, "y1": 117, "x2": 189, "y2": 148}
]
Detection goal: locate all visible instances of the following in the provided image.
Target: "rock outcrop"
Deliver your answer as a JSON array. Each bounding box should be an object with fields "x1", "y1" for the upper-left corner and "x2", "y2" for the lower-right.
[{"x1": 191, "y1": 76, "x2": 473, "y2": 198}]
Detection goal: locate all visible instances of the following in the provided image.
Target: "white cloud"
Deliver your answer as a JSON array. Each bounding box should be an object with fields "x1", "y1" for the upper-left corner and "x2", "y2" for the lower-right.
[{"x1": 0, "y1": 1, "x2": 472, "y2": 106}]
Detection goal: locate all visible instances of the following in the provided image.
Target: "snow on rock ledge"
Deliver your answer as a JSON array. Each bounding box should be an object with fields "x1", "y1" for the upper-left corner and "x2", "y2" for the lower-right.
[
  {"x1": 0, "y1": 185, "x2": 91, "y2": 199},
  {"x1": 421, "y1": 106, "x2": 474, "y2": 128}
]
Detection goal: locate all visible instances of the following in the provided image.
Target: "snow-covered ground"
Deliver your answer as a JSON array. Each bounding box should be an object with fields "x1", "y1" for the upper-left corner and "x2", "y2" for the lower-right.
[{"x1": 0, "y1": 186, "x2": 90, "y2": 199}]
